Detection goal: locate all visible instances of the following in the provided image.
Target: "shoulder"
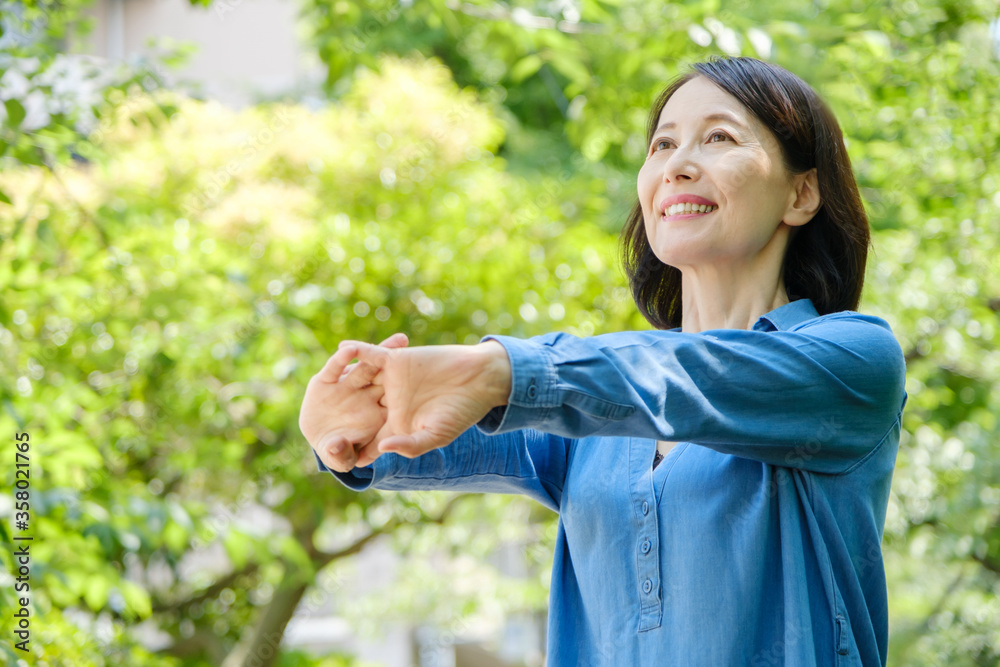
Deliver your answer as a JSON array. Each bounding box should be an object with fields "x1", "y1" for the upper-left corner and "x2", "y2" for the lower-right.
[
  {"x1": 789, "y1": 309, "x2": 903, "y2": 357},
  {"x1": 788, "y1": 309, "x2": 907, "y2": 408}
]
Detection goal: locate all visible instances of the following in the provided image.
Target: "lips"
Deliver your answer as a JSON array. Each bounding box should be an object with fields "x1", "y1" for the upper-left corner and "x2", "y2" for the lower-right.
[
  {"x1": 659, "y1": 194, "x2": 719, "y2": 214},
  {"x1": 657, "y1": 194, "x2": 719, "y2": 219}
]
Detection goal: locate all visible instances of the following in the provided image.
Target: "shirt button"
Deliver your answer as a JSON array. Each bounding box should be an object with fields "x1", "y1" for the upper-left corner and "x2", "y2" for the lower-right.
[
  {"x1": 642, "y1": 579, "x2": 653, "y2": 594},
  {"x1": 641, "y1": 501, "x2": 649, "y2": 515},
  {"x1": 640, "y1": 540, "x2": 651, "y2": 554},
  {"x1": 526, "y1": 384, "x2": 538, "y2": 400}
]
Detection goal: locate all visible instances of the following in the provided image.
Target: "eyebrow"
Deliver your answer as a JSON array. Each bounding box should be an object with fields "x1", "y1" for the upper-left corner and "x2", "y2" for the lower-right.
[{"x1": 652, "y1": 112, "x2": 748, "y2": 134}]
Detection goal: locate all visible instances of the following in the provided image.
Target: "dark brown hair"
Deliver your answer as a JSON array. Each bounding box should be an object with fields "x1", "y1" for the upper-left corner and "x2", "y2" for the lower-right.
[{"x1": 621, "y1": 56, "x2": 870, "y2": 329}]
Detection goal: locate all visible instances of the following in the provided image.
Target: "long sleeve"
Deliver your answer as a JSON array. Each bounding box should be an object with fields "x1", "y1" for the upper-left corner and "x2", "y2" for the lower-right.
[
  {"x1": 313, "y1": 427, "x2": 572, "y2": 512},
  {"x1": 476, "y1": 304, "x2": 906, "y2": 474}
]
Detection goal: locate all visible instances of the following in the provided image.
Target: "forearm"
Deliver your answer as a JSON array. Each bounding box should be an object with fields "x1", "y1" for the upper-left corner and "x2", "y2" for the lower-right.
[
  {"x1": 314, "y1": 426, "x2": 570, "y2": 511},
  {"x1": 472, "y1": 339, "x2": 512, "y2": 409}
]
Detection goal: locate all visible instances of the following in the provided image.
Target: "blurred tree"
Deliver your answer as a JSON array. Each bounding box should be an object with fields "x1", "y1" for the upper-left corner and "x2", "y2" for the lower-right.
[
  {"x1": 1, "y1": 0, "x2": 999, "y2": 665},
  {"x1": 0, "y1": 54, "x2": 632, "y2": 665}
]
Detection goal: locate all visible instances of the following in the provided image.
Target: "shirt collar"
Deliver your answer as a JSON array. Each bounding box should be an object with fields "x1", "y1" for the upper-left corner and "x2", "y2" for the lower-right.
[{"x1": 752, "y1": 298, "x2": 819, "y2": 332}]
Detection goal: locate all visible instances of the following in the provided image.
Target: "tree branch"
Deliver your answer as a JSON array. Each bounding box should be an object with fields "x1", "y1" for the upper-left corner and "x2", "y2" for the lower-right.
[
  {"x1": 46, "y1": 163, "x2": 110, "y2": 248},
  {"x1": 306, "y1": 492, "x2": 473, "y2": 566},
  {"x1": 157, "y1": 625, "x2": 228, "y2": 664},
  {"x1": 220, "y1": 566, "x2": 309, "y2": 667},
  {"x1": 2, "y1": 170, "x2": 47, "y2": 246},
  {"x1": 971, "y1": 553, "x2": 1000, "y2": 576},
  {"x1": 160, "y1": 493, "x2": 474, "y2": 666},
  {"x1": 151, "y1": 561, "x2": 261, "y2": 614}
]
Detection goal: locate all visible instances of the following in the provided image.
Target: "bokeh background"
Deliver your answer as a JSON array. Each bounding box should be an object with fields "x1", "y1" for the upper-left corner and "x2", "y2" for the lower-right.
[{"x1": 0, "y1": 0, "x2": 998, "y2": 665}]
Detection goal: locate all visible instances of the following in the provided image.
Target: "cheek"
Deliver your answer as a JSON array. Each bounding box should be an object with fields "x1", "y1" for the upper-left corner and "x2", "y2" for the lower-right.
[
  {"x1": 636, "y1": 163, "x2": 661, "y2": 218},
  {"x1": 712, "y1": 157, "x2": 761, "y2": 195},
  {"x1": 636, "y1": 165, "x2": 652, "y2": 198}
]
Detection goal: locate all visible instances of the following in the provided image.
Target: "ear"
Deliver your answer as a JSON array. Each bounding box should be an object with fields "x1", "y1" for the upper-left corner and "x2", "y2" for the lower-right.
[{"x1": 783, "y1": 168, "x2": 821, "y2": 227}]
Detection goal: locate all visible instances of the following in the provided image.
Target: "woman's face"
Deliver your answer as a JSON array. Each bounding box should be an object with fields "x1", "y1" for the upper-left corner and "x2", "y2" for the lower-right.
[{"x1": 637, "y1": 76, "x2": 814, "y2": 271}]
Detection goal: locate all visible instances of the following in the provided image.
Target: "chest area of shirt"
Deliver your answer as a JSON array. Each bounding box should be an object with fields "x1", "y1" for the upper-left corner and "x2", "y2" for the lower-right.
[{"x1": 560, "y1": 437, "x2": 776, "y2": 534}]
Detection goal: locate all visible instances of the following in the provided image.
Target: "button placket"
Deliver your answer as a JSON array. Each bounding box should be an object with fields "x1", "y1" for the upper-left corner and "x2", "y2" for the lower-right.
[{"x1": 628, "y1": 438, "x2": 662, "y2": 631}]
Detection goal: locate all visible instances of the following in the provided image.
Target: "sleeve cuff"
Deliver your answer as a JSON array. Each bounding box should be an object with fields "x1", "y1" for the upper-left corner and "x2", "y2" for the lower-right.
[
  {"x1": 476, "y1": 334, "x2": 559, "y2": 434},
  {"x1": 312, "y1": 449, "x2": 377, "y2": 491}
]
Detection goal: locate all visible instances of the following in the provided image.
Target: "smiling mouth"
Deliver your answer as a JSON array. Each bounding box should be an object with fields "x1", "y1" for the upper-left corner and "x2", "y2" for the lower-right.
[{"x1": 662, "y1": 203, "x2": 718, "y2": 219}]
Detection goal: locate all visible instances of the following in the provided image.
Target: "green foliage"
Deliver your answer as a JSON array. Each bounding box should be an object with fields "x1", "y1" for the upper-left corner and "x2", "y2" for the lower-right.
[
  {"x1": 0, "y1": 55, "x2": 629, "y2": 664},
  {"x1": 2, "y1": 0, "x2": 999, "y2": 664},
  {"x1": 279, "y1": 649, "x2": 377, "y2": 667}
]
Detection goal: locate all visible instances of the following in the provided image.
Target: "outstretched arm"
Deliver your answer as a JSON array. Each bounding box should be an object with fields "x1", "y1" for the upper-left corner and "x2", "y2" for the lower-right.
[
  {"x1": 474, "y1": 315, "x2": 906, "y2": 473},
  {"x1": 326, "y1": 312, "x2": 906, "y2": 474}
]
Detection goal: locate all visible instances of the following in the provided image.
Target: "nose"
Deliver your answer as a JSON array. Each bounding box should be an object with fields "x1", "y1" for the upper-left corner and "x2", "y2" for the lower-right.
[{"x1": 661, "y1": 144, "x2": 700, "y2": 183}]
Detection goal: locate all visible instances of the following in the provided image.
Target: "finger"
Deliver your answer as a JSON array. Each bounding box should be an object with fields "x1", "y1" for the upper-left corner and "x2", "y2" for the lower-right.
[
  {"x1": 344, "y1": 361, "x2": 381, "y2": 389},
  {"x1": 316, "y1": 434, "x2": 358, "y2": 473},
  {"x1": 355, "y1": 441, "x2": 381, "y2": 468},
  {"x1": 339, "y1": 333, "x2": 404, "y2": 381},
  {"x1": 357, "y1": 383, "x2": 386, "y2": 406},
  {"x1": 317, "y1": 342, "x2": 365, "y2": 383},
  {"x1": 355, "y1": 417, "x2": 395, "y2": 467},
  {"x1": 378, "y1": 429, "x2": 445, "y2": 459},
  {"x1": 369, "y1": 383, "x2": 385, "y2": 403},
  {"x1": 338, "y1": 362, "x2": 355, "y2": 382},
  {"x1": 321, "y1": 342, "x2": 384, "y2": 383},
  {"x1": 378, "y1": 332, "x2": 409, "y2": 349}
]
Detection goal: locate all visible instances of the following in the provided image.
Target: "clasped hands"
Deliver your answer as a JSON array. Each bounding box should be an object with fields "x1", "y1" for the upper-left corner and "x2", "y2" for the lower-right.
[{"x1": 298, "y1": 333, "x2": 513, "y2": 473}]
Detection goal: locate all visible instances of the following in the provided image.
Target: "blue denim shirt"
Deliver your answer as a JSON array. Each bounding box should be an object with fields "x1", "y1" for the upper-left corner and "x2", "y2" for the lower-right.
[{"x1": 315, "y1": 299, "x2": 908, "y2": 666}]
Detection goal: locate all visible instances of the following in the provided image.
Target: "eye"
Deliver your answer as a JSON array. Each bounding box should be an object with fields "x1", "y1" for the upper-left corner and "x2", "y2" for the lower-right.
[
  {"x1": 708, "y1": 131, "x2": 732, "y2": 143},
  {"x1": 650, "y1": 138, "x2": 674, "y2": 152}
]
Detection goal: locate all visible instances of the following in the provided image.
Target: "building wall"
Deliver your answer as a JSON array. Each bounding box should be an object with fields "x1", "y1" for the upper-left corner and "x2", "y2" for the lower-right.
[{"x1": 74, "y1": 0, "x2": 323, "y2": 107}]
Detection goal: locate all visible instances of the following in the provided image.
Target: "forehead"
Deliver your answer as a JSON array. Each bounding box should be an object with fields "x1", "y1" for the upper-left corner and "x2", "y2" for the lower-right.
[{"x1": 656, "y1": 76, "x2": 756, "y2": 129}]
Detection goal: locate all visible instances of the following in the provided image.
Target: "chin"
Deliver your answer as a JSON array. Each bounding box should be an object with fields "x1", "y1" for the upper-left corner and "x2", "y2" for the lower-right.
[{"x1": 650, "y1": 242, "x2": 703, "y2": 269}]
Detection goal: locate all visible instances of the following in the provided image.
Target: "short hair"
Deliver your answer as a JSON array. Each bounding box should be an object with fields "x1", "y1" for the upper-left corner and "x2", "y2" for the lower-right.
[{"x1": 620, "y1": 56, "x2": 870, "y2": 330}]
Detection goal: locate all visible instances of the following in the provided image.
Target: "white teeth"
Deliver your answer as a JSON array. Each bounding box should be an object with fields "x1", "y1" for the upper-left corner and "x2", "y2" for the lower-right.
[{"x1": 665, "y1": 203, "x2": 717, "y2": 216}]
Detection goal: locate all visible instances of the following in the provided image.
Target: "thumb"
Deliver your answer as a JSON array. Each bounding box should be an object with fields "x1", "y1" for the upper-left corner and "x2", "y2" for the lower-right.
[{"x1": 377, "y1": 429, "x2": 446, "y2": 459}]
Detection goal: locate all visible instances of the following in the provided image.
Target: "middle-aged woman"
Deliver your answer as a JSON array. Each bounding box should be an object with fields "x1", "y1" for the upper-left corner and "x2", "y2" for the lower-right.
[{"x1": 299, "y1": 56, "x2": 908, "y2": 666}]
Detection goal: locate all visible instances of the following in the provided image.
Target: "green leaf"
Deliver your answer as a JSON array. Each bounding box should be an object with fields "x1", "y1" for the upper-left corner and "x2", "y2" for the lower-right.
[
  {"x1": 11, "y1": 142, "x2": 44, "y2": 166},
  {"x1": 163, "y1": 521, "x2": 187, "y2": 553},
  {"x1": 546, "y1": 52, "x2": 590, "y2": 87},
  {"x1": 84, "y1": 576, "x2": 110, "y2": 612},
  {"x1": 82, "y1": 523, "x2": 116, "y2": 555},
  {"x1": 509, "y1": 54, "x2": 544, "y2": 83},
  {"x1": 120, "y1": 581, "x2": 152, "y2": 618},
  {"x1": 0, "y1": 188, "x2": 10, "y2": 205},
  {"x1": 223, "y1": 530, "x2": 253, "y2": 570},
  {"x1": 4, "y1": 98, "x2": 25, "y2": 127}
]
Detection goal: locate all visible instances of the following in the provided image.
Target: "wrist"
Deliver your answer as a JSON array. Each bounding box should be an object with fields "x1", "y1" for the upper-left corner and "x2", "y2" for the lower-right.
[{"x1": 474, "y1": 340, "x2": 512, "y2": 407}]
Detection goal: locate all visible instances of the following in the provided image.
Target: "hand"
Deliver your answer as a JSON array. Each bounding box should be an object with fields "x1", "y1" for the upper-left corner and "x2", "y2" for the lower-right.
[
  {"x1": 298, "y1": 333, "x2": 408, "y2": 472},
  {"x1": 329, "y1": 339, "x2": 512, "y2": 460}
]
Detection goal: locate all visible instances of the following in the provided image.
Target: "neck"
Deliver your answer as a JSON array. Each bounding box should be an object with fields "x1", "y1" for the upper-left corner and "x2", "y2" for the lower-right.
[{"x1": 678, "y1": 249, "x2": 790, "y2": 333}]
